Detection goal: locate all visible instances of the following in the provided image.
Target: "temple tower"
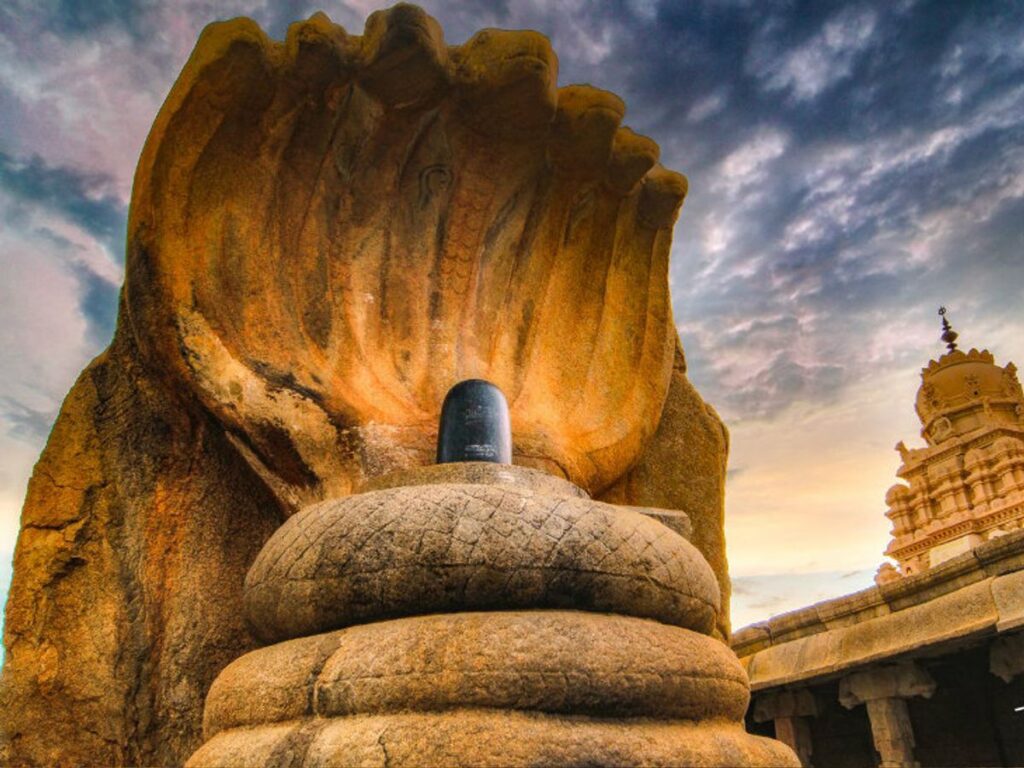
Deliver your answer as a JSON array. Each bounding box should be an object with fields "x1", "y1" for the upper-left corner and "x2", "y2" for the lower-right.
[
  {"x1": 736, "y1": 311, "x2": 1024, "y2": 767},
  {"x1": 880, "y1": 308, "x2": 1024, "y2": 579}
]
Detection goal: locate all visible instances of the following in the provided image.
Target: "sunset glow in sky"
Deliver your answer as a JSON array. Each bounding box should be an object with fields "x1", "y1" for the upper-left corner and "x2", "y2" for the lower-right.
[{"x1": 1, "y1": 0, "x2": 1022, "y2": 643}]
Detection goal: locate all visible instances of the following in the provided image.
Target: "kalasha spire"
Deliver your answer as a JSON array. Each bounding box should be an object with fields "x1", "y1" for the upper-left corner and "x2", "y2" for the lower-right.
[{"x1": 938, "y1": 306, "x2": 959, "y2": 352}]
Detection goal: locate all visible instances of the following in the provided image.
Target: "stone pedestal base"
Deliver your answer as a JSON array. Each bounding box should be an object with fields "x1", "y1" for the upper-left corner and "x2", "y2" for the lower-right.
[
  {"x1": 188, "y1": 467, "x2": 798, "y2": 767},
  {"x1": 188, "y1": 610, "x2": 797, "y2": 767},
  {"x1": 189, "y1": 709, "x2": 796, "y2": 768}
]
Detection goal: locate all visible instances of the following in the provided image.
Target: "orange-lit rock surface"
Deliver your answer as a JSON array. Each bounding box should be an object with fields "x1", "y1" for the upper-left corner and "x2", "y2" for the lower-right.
[
  {"x1": 0, "y1": 6, "x2": 732, "y2": 766},
  {"x1": 129, "y1": 6, "x2": 688, "y2": 504}
]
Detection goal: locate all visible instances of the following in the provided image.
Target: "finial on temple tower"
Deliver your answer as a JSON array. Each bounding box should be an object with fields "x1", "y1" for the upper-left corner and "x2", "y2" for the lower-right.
[{"x1": 938, "y1": 306, "x2": 959, "y2": 352}]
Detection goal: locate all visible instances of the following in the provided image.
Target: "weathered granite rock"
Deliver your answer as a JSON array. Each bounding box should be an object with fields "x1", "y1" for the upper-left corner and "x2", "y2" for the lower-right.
[
  {"x1": 203, "y1": 611, "x2": 750, "y2": 736},
  {"x1": 1, "y1": 5, "x2": 734, "y2": 766},
  {"x1": 243, "y1": 482, "x2": 720, "y2": 642},
  {"x1": 190, "y1": 711, "x2": 796, "y2": 768},
  {"x1": 0, "y1": 330, "x2": 284, "y2": 767}
]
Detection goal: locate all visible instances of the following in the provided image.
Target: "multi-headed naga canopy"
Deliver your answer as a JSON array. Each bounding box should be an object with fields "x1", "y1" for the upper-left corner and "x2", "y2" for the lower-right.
[{"x1": 126, "y1": 4, "x2": 689, "y2": 508}]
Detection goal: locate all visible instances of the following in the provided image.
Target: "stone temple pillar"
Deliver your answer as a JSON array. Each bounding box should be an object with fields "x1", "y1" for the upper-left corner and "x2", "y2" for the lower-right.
[
  {"x1": 753, "y1": 689, "x2": 818, "y2": 767},
  {"x1": 839, "y1": 663, "x2": 936, "y2": 768}
]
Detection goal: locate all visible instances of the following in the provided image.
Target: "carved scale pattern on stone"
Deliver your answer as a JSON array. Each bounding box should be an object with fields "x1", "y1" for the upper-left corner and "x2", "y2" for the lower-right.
[{"x1": 188, "y1": 463, "x2": 797, "y2": 766}]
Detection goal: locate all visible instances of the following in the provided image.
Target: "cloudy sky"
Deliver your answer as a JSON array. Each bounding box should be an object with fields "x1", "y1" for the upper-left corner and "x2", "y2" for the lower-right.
[{"x1": 1, "y1": 0, "x2": 1022, "y2": 644}]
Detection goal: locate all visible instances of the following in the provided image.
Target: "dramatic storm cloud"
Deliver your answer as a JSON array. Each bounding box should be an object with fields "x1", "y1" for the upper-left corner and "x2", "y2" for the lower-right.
[{"x1": 1, "y1": 0, "x2": 1022, "y2": 636}]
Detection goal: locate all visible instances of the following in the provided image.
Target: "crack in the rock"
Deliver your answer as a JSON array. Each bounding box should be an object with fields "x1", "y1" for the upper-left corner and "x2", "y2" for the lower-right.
[{"x1": 376, "y1": 728, "x2": 392, "y2": 768}]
